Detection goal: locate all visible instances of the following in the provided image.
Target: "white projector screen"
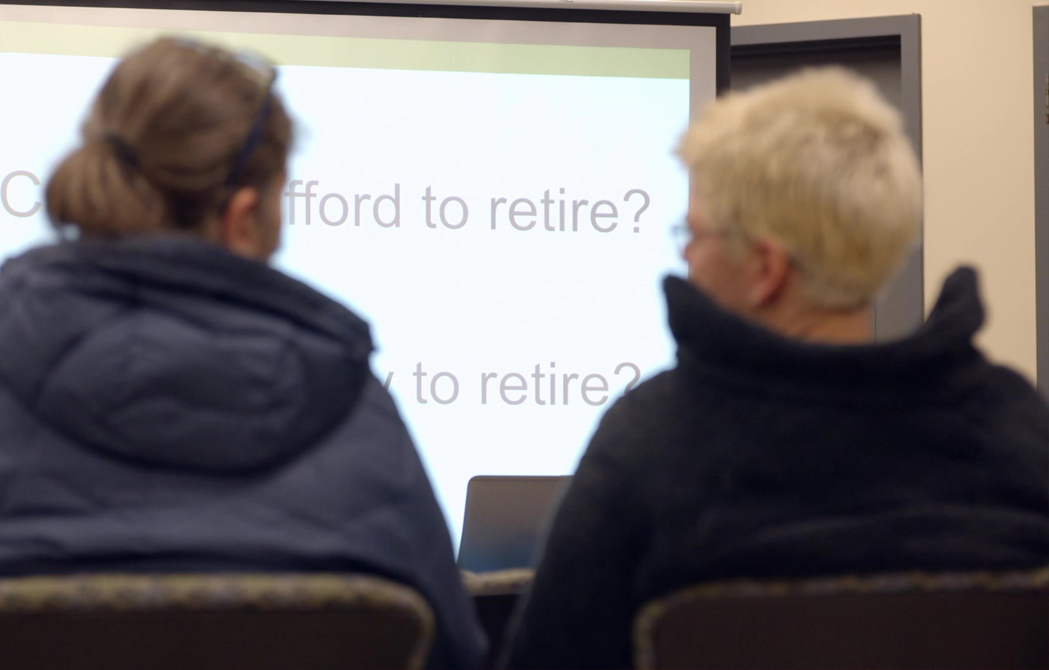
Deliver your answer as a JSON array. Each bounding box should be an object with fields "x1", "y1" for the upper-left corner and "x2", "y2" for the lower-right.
[{"x1": 0, "y1": 0, "x2": 729, "y2": 543}]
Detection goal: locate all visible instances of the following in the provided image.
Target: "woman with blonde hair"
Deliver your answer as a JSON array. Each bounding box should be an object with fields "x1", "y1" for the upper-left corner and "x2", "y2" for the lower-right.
[
  {"x1": 503, "y1": 68, "x2": 1049, "y2": 669},
  {"x1": 0, "y1": 37, "x2": 483, "y2": 669}
]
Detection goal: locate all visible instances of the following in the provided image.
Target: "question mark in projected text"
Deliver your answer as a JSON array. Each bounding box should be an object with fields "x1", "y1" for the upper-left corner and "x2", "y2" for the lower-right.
[
  {"x1": 616, "y1": 362, "x2": 641, "y2": 392},
  {"x1": 624, "y1": 189, "x2": 650, "y2": 233}
]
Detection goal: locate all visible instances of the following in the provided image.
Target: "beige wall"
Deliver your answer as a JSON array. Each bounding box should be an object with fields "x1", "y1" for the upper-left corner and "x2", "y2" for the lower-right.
[{"x1": 732, "y1": 0, "x2": 1046, "y2": 382}]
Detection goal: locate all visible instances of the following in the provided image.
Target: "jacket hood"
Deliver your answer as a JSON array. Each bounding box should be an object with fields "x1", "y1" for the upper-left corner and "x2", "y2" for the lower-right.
[
  {"x1": 0, "y1": 236, "x2": 373, "y2": 473},
  {"x1": 664, "y1": 267, "x2": 986, "y2": 399}
]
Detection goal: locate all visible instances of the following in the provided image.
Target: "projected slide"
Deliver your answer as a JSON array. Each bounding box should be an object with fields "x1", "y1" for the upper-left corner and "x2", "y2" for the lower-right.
[{"x1": 0, "y1": 4, "x2": 718, "y2": 542}]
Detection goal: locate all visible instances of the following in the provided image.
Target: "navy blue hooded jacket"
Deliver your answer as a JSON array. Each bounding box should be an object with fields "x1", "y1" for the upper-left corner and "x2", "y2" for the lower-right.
[{"x1": 0, "y1": 236, "x2": 485, "y2": 669}]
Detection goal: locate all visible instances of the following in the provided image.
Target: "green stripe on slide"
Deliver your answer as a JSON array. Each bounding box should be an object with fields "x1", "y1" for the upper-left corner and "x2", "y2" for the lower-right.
[{"x1": 0, "y1": 20, "x2": 689, "y2": 78}]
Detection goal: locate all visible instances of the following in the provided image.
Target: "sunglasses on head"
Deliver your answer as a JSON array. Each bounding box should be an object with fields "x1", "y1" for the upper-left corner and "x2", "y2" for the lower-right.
[{"x1": 174, "y1": 38, "x2": 278, "y2": 186}]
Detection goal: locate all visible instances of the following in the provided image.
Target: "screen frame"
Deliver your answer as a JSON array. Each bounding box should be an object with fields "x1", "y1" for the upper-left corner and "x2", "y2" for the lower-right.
[{"x1": 0, "y1": 0, "x2": 730, "y2": 536}]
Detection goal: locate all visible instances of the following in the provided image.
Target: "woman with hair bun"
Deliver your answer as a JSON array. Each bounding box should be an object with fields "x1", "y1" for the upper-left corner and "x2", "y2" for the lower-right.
[{"x1": 0, "y1": 37, "x2": 483, "y2": 669}]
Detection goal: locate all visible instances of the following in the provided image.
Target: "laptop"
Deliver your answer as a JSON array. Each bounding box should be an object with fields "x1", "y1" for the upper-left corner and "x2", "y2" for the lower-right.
[{"x1": 456, "y1": 475, "x2": 571, "y2": 573}]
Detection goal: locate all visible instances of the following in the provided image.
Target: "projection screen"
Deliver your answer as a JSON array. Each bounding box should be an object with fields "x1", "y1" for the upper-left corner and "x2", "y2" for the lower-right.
[{"x1": 0, "y1": 0, "x2": 732, "y2": 542}]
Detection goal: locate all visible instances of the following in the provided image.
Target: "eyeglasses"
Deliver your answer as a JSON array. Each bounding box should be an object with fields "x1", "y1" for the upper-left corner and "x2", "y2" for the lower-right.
[
  {"x1": 173, "y1": 38, "x2": 278, "y2": 186},
  {"x1": 225, "y1": 66, "x2": 277, "y2": 186},
  {"x1": 670, "y1": 221, "x2": 738, "y2": 256},
  {"x1": 224, "y1": 53, "x2": 278, "y2": 186}
]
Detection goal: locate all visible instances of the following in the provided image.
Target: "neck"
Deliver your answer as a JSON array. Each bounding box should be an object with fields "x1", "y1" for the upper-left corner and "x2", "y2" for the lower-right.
[{"x1": 759, "y1": 303, "x2": 874, "y2": 345}]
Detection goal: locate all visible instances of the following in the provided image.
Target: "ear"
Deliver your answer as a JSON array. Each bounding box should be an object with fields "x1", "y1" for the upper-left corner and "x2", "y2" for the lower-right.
[
  {"x1": 745, "y1": 237, "x2": 792, "y2": 307},
  {"x1": 220, "y1": 187, "x2": 262, "y2": 259}
]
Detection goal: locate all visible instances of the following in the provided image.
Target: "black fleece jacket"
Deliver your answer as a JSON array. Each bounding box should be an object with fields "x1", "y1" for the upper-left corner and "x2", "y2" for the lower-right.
[{"x1": 503, "y1": 268, "x2": 1049, "y2": 670}]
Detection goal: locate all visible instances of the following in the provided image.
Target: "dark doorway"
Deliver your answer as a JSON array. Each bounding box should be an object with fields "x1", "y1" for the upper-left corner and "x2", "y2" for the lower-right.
[{"x1": 731, "y1": 16, "x2": 923, "y2": 342}]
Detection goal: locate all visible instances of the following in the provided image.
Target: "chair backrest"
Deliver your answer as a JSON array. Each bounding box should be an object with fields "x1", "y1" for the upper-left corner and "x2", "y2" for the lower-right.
[
  {"x1": 0, "y1": 573, "x2": 434, "y2": 670},
  {"x1": 462, "y1": 568, "x2": 534, "y2": 669},
  {"x1": 634, "y1": 567, "x2": 1049, "y2": 670}
]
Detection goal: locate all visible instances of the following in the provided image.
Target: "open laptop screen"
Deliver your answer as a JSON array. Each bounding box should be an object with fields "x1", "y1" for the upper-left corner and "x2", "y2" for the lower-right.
[{"x1": 457, "y1": 475, "x2": 571, "y2": 572}]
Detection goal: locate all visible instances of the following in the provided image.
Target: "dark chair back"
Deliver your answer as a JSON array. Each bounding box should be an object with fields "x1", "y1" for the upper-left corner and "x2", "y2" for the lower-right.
[
  {"x1": 0, "y1": 573, "x2": 434, "y2": 670},
  {"x1": 463, "y1": 568, "x2": 534, "y2": 670},
  {"x1": 634, "y1": 567, "x2": 1049, "y2": 670}
]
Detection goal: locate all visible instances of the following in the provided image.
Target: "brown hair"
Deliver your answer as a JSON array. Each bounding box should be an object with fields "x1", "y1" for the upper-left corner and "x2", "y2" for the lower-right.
[{"x1": 47, "y1": 37, "x2": 292, "y2": 237}]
